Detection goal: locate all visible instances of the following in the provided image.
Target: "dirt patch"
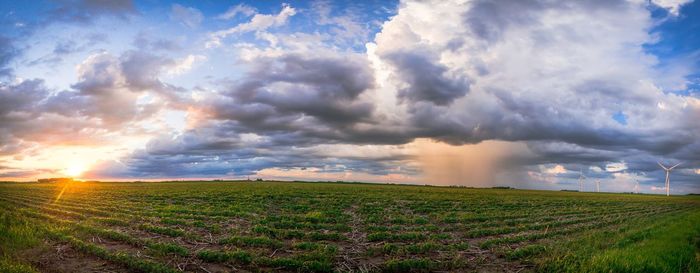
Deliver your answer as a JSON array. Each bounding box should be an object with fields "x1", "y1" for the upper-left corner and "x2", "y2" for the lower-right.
[{"x1": 23, "y1": 240, "x2": 128, "y2": 273}]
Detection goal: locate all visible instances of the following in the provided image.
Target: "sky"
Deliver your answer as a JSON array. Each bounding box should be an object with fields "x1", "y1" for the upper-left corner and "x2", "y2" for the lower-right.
[{"x1": 0, "y1": 0, "x2": 699, "y2": 194}]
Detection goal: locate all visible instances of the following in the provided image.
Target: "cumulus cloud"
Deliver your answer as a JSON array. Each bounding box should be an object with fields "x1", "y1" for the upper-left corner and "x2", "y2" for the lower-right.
[
  {"x1": 371, "y1": 0, "x2": 677, "y2": 147},
  {"x1": 544, "y1": 164, "x2": 568, "y2": 175},
  {"x1": 0, "y1": 79, "x2": 123, "y2": 158}
]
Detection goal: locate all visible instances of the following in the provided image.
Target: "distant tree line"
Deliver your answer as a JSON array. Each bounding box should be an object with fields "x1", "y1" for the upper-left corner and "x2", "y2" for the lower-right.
[{"x1": 37, "y1": 178, "x2": 74, "y2": 183}]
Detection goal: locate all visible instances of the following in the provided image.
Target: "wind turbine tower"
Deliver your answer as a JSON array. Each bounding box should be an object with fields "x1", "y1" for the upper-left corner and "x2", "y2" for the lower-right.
[
  {"x1": 595, "y1": 179, "x2": 600, "y2": 193},
  {"x1": 634, "y1": 180, "x2": 639, "y2": 194},
  {"x1": 657, "y1": 162, "x2": 681, "y2": 196},
  {"x1": 578, "y1": 169, "x2": 586, "y2": 192}
]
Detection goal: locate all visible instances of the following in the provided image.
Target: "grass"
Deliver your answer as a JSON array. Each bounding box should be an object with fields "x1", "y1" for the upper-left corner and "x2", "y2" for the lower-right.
[
  {"x1": 0, "y1": 209, "x2": 42, "y2": 273},
  {"x1": 0, "y1": 181, "x2": 698, "y2": 272},
  {"x1": 536, "y1": 209, "x2": 700, "y2": 272},
  {"x1": 47, "y1": 230, "x2": 177, "y2": 273},
  {"x1": 148, "y1": 242, "x2": 189, "y2": 257},
  {"x1": 139, "y1": 224, "x2": 185, "y2": 237},
  {"x1": 196, "y1": 250, "x2": 252, "y2": 264},
  {"x1": 507, "y1": 244, "x2": 547, "y2": 260},
  {"x1": 0, "y1": 258, "x2": 37, "y2": 273},
  {"x1": 219, "y1": 235, "x2": 284, "y2": 248}
]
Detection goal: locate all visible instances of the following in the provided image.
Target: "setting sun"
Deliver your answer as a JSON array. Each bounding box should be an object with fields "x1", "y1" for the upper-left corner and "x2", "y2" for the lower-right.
[{"x1": 61, "y1": 165, "x2": 88, "y2": 178}]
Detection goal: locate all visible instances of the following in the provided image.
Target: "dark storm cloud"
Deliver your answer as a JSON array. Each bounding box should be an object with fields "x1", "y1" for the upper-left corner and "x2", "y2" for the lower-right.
[
  {"x1": 525, "y1": 141, "x2": 622, "y2": 164},
  {"x1": 398, "y1": 94, "x2": 669, "y2": 155},
  {"x1": 94, "y1": 122, "x2": 415, "y2": 178},
  {"x1": 224, "y1": 53, "x2": 375, "y2": 124},
  {"x1": 90, "y1": 47, "x2": 419, "y2": 179},
  {"x1": 196, "y1": 51, "x2": 413, "y2": 150},
  {"x1": 384, "y1": 50, "x2": 470, "y2": 105}
]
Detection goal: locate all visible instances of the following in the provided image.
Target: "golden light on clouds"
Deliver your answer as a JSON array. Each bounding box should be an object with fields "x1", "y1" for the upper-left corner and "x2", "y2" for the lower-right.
[
  {"x1": 0, "y1": 133, "x2": 151, "y2": 180},
  {"x1": 544, "y1": 165, "x2": 568, "y2": 175}
]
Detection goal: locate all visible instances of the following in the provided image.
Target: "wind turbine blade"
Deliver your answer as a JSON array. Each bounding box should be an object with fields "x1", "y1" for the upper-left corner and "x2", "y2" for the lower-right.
[
  {"x1": 669, "y1": 162, "x2": 682, "y2": 170},
  {"x1": 657, "y1": 162, "x2": 669, "y2": 170}
]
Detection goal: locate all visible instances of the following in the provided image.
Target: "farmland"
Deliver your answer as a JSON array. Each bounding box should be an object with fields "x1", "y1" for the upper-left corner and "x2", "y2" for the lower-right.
[{"x1": 1, "y1": 181, "x2": 699, "y2": 273}]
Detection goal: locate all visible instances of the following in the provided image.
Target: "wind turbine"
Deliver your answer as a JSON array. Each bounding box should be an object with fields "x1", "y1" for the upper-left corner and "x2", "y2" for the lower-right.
[
  {"x1": 578, "y1": 169, "x2": 586, "y2": 192},
  {"x1": 657, "y1": 162, "x2": 681, "y2": 196},
  {"x1": 595, "y1": 179, "x2": 600, "y2": 193},
  {"x1": 634, "y1": 180, "x2": 639, "y2": 194}
]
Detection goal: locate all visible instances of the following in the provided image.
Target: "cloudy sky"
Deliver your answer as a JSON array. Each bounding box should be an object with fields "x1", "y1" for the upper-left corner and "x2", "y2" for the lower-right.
[{"x1": 1, "y1": 0, "x2": 699, "y2": 194}]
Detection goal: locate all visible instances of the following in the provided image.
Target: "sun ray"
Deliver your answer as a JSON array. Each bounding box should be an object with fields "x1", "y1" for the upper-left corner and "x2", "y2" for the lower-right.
[{"x1": 53, "y1": 182, "x2": 70, "y2": 203}]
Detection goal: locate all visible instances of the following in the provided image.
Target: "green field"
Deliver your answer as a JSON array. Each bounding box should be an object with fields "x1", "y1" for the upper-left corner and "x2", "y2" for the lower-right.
[{"x1": 1, "y1": 181, "x2": 699, "y2": 273}]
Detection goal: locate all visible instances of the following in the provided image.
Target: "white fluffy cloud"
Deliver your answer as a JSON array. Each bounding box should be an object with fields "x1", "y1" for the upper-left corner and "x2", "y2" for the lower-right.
[
  {"x1": 166, "y1": 54, "x2": 206, "y2": 75},
  {"x1": 207, "y1": 4, "x2": 297, "y2": 48},
  {"x1": 369, "y1": 0, "x2": 676, "y2": 143},
  {"x1": 217, "y1": 4, "x2": 256, "y2": 20},
  {"x1": 544, "y1": 164, "x2": 567, "y2": 175},
  {"x1": 652, "y1": 0, "x2": 693, "y2": 15},
  {"x1": 606, "y1": 162, "x2": 628, "y2": 173}
]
